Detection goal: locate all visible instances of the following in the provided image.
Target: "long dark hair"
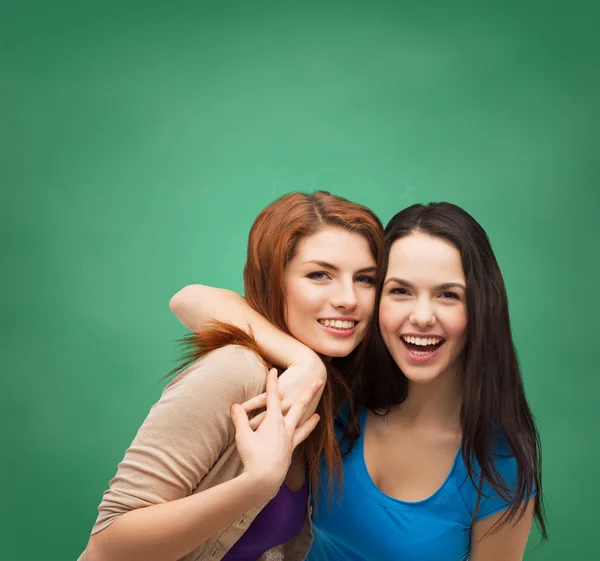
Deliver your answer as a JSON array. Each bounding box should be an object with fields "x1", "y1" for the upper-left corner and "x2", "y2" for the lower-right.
[{"x1": 352, "y1": 202, "x2": 546, "y2": 537}]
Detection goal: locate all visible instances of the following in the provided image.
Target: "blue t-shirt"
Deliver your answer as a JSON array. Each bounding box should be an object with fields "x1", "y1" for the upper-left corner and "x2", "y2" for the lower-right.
[{"x1": 306, "y1": 408, "x2": 524, "y2": 561}]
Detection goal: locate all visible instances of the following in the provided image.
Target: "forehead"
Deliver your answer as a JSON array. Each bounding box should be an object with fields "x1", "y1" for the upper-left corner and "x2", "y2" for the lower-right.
[
  {"x1": 386, "y1": 233, "x2": 464, "y2": 281},
  {"x1": 291, "y1": 226, "x2": 375, "y2": 266}
]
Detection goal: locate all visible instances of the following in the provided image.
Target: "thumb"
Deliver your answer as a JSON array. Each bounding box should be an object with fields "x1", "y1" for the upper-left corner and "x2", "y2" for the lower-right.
[{"x1": 231, "y1": 404, "x2": 253, "y2": 440}]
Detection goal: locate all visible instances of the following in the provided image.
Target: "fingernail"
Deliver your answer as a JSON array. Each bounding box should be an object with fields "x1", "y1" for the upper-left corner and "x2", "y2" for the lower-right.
[{"x1": 316, "y1": 380, "x2": 323, "y2": 388}]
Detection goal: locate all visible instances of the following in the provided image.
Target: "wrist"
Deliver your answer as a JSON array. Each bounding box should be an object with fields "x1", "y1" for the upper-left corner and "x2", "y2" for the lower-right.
[
  {"x1": 290, "y1": 348, "x2": 326, "y2": 383},
  {"x1": 237, "y1": 470, "x2": 281, "y2": 502}
]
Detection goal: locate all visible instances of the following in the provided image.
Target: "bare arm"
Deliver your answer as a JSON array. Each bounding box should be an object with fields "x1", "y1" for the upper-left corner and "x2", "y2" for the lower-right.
[
  {"x1": 170, "y1": 285, "x2": 325, "y2": 376},
  {"x1": 470, "y1": 500, "x2": 535, "y2": 561},
  {"x1": 170, "y1": 285, "x2": 327, "y2": 419}
]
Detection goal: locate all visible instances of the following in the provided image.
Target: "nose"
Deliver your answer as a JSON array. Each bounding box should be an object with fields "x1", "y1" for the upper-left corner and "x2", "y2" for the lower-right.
[
  {"x1": 409, "y1": 297, "x2": 436, "y2": 327},
  {"x1": 329, "y1": 279, "x2": 358, "y2": 311}
]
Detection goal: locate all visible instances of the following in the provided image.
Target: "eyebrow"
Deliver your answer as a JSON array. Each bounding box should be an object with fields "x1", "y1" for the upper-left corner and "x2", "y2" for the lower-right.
[
  {"x1": 383, "y1": 277, "x2": 466, "y2": 291},
  {"x1": 304, "y1": 260, "x2": 377, "y2": 274}
]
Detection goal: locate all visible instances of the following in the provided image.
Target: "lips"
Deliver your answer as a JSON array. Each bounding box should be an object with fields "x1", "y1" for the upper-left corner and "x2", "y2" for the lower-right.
[
  {"x1": 399, "y1": 334, "x2": 446, "y2": 363},
  {"x1": 401, "y1": 334, "x2": 445, "y2": 353},
  {"x1": 401, "y1": 335, "x2": 444, "y2": 347},
  {"x1": 317, "y1": 318, "x2": 360, "y2": 339},
  {"x1": 318, "y1": 319, "x2": 358, "y2": 330}
]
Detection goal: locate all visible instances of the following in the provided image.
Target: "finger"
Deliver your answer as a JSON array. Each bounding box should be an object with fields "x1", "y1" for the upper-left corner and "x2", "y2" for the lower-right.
[
  {"x1": 265, "y1": 368, "x2": 282, "y2": 416},
  {"x1": 278, "y1": 398, "x2": 292, "y2": 416},
  {"x1": 230, "y1": 404, "x2": 253, "y2": 440},
  {"x1": 292, "y1": 414, "x2": 320, "y2": 448},
  {"x1": 241, "y1": 392, "x2": 267, "y2": 413},
  {"x1": 284, "y1": 379, "x2": 323, "y2": 428},
  {"x1": 248, "y1": 410, "x2": 266, "y2": 430}
]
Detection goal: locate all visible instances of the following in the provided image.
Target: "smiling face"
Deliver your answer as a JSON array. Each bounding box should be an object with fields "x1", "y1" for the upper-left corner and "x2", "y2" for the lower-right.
[
  {"x1": 379, "y1": 232, "x2": 468, "y2": 384},
  {"x1": 283, "y1": 226, "x2": 377, "y2": 358}
]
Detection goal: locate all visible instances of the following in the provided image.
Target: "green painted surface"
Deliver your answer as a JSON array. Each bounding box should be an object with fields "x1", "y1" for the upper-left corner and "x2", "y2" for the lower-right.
[{"x1": 2, "y1": 2, "x2": 598, "y2": 559}]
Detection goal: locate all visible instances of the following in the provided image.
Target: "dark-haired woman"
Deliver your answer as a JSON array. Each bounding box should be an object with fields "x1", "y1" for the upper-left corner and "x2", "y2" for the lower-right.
[{"x1": 172, "y1": 202, "x2": 546, "y2": 561}]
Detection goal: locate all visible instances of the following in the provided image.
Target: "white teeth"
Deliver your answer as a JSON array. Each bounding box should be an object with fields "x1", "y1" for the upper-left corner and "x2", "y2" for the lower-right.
[
  {"x1": 402, "y1": 335, "x2": 443, "y2": 346},
  {"x1": 320, "y1": 319, "x2": 356, "y2": 329}
]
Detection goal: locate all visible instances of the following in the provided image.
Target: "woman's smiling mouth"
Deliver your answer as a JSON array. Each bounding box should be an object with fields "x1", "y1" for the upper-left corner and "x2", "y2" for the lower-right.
[
  {"x1": 318, "y1": 318, "x2": 359, "y2": 337},
  {"x1": 401, "y1": 334, "x2": 445, "y2": 360}
]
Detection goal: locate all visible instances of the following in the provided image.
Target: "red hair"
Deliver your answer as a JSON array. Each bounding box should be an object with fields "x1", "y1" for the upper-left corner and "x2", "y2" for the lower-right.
[{"x1": 172, "y1": 191, "x2": 384, "y2": 499}]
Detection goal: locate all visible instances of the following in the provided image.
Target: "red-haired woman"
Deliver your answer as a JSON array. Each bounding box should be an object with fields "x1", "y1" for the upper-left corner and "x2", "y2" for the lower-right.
[{"x1": 78, "y1": 191, "x2": 384, "y2": 561}]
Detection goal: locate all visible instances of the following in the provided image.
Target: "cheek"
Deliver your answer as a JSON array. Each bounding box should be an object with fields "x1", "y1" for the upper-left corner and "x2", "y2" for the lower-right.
[
  {"x1": 358, "y1": 289, "x2": 376, "y2": 319},
  {"x1": 378, "y1": 300, "x2": 400, "y2": 338},
  {"x1": 444, "y1": 307, "x2": 468, "y2": 339},
  {"x1": 285, "y1": 282, "x2": 319, "y2": 323},
  {"x1": 284, "y1": 297, "x2": 309, "y2": 342}
]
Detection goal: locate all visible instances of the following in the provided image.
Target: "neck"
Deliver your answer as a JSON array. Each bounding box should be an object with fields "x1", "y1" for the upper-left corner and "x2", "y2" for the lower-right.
[{"x1": 397, "y1": 366, "x2": 463, "y2": 431}]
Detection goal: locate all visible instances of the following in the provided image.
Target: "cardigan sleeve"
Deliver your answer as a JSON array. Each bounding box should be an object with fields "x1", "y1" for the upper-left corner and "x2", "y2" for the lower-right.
[{"x1": 90, "y1": 345, "x2": 268, "y2": 534}]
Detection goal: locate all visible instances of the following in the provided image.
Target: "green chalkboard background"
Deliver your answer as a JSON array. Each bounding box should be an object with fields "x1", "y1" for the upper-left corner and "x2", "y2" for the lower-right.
[{"x1": 2, "y1": 1, "x2": 598, "y2": 559}]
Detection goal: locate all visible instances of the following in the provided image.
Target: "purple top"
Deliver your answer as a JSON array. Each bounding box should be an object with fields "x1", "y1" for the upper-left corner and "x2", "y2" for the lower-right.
[{"x1": 222, "y1": 480, "x2": 308, "y2": 561}]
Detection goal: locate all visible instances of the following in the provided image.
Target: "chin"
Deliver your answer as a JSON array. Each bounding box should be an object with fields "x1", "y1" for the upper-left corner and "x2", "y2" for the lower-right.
[
  {"x1": 326, "y1": 349, "x2": 355, "y2": 358},
  {"x1": 401, "y1": 369, "x2": 443, "y2": 384},
  {"x1": 313, "y1": 341, "x2": 358, "y2": 359},
  {"x1": 396, "y1": 356, "x2": 460, "y2": 385}
]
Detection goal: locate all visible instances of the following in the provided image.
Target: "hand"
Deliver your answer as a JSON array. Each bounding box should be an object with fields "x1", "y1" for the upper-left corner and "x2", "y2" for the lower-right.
[
  {"x1": 230, "y1": 368, "x2": 322, "y2": 494},
  {"x1": 241, "y1": 358, "x2": 326, "y2": 430}
]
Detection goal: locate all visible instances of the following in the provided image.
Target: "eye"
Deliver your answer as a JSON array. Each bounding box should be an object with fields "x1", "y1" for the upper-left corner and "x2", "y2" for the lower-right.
[
  {"x1": 306, "y1": 271, "x2": 330, "y2": 281},
  {"x1": 440, "y1": 291, "x2": 460, "y2": 300},
  {"x1": 355, "y1": 275, "x2": 375, "y2": 285},
  {"x1": 389, "y1": 287, "x2": 410, "y2": 296}
]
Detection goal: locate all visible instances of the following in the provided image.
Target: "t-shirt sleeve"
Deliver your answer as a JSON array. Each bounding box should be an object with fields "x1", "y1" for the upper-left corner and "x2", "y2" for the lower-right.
[
  {"x1": 475, "y1": 453, "x2": 520, "y2": 520},
  {"x1": 91, "y1": 345, "x2": 267, "y2": 534},
  {"x1": 473, "y1": 437, "x2": 537, "y2": 521}
]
